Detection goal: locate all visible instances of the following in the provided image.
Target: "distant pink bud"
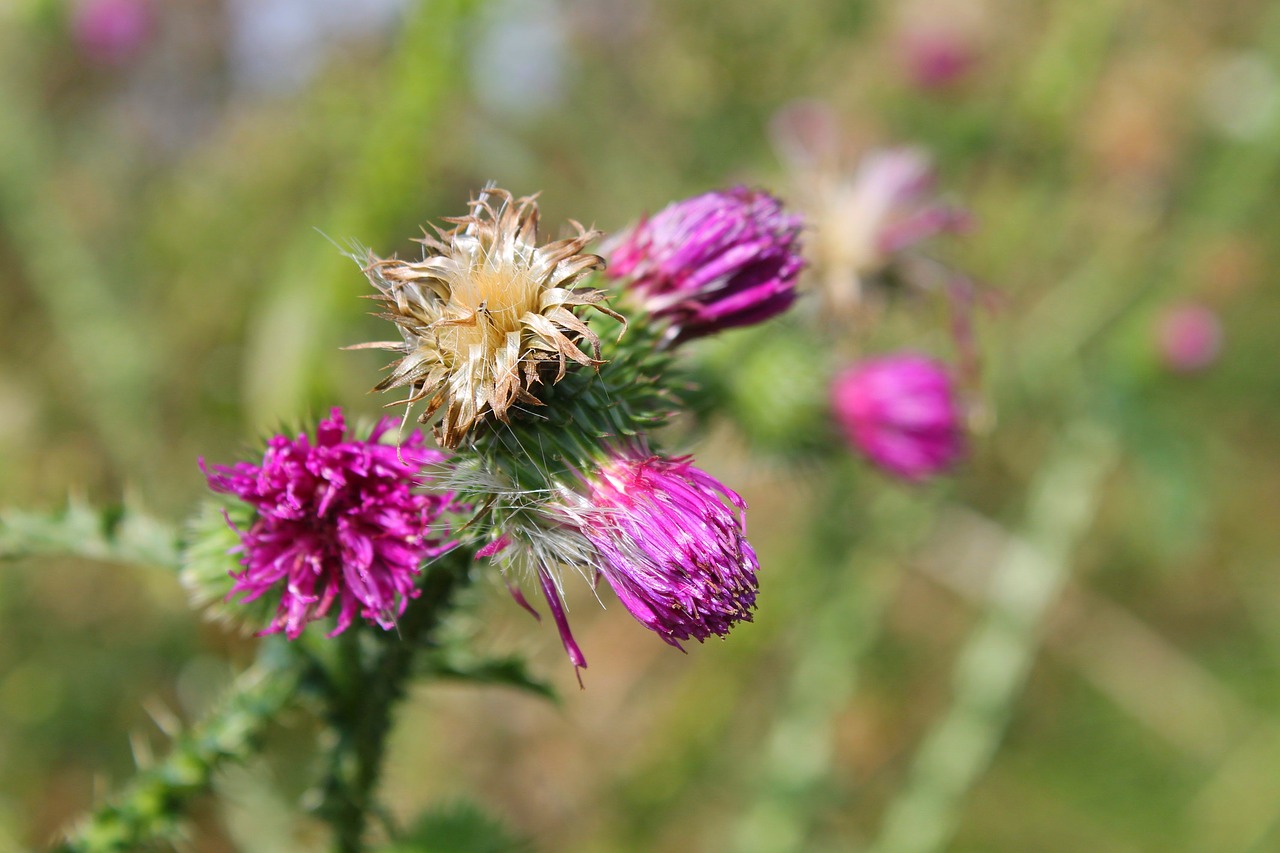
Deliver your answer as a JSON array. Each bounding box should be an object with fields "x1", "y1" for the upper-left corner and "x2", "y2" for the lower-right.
[
  {"x1": 202, "y1": 409, "x2": 458, "y2": 639},
  {"x1": 72, "y1": 0, "x2": 153, "y2": 65},
  {"x1": 607, "y1": 187, "x2": 805, "y2": 342},
  {"x1": 831, "y1": 353, "x2": 964, "y2": 481},
  {"x1": 899, "y1": 28, "x2": 976, "y2": 90},
  {"x1": 1157, "y1": 302, "x2": 1222, "y2": 373},
  {"x1": 572, "y1": 450, "x2": 759, "y2": 648}
]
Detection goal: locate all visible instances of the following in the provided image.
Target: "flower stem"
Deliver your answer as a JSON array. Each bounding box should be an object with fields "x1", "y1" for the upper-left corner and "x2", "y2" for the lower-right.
[
  {"x1": 316, "y1": 551, "x2": 473, "y2": 853},
  {"x1": 866, "y1": 422, "x2": 1117, "y2": 853},
  {"x1": 51, "y1": 640, "x2": 301, "y2": 853}
]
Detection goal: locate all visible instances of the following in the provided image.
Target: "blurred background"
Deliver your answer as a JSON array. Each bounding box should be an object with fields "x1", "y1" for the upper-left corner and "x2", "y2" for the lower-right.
[{"x1": 2, "y1": 0, "x2": 1280, "y2": 850}]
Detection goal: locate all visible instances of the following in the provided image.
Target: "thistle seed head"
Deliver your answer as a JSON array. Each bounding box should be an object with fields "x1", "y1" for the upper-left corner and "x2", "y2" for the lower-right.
[{"x1": 356, "y1": 186, "x2": 623, "y2": 448}]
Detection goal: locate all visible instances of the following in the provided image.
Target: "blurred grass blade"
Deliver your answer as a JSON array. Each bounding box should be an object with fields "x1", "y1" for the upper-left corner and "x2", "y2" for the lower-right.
[
  {"x1": 0, "y1": 72, "x2": 157, "y2": 471},
  {"x1": 242, "y1": 0, "x2": 482, "y2": 424},
  {"x1": 731, "y1": 559, "x2": 898, "y2": 853},
  {"x1": 867, "y1": 422, "x2": 1117, "y2": 853}
]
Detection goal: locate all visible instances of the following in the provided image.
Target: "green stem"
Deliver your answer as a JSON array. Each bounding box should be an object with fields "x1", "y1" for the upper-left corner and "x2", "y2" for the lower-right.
[
  {"x1": 50, "y1": 640, "x2": 302, "y2": 853},
  {"x1": 866, "y1": 422, "x2": 1117, "y2": 853},
  {"x1": 316, "y1": 551, "x2": 472, "y2": 853},
  {"x1": 729, "y1": 470, "x2": 935, "y2": 853}
]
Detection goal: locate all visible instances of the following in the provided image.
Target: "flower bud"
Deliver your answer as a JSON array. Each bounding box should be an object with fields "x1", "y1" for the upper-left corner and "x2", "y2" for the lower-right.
[
  {"x1": 571, "y1": 449, "x2": 759, "y2": 647},
  {"x1": 1156, "y1": 302, "x2": 1222, "y2": 374},
  {"x1": 831, "y1": 353, "x2": 964, "y2": 481},
  {"x1": 607, "y1": 187, "x2": 805, "y2": 343},
  {"x1": 72, "y1": 0, "x2": 153, "y2": 65}
]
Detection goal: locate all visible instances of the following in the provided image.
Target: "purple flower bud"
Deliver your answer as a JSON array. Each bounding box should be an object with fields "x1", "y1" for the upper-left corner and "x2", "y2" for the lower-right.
[
  {"x1": 831, "y1": 353, "x2": 965, "y2": 481},
  {"x1": 1156, "y1": 302, "x2": 1222, "y2": 374},
  {"x1": 606, "y1": 187, "x2": 805, "y2": 342},
  {"x1": 898, "y1": 27, "x2": 976, "y2": 90},
  {"x1": 202, "y1": 409, "x2": 458, "y2": 639},
  {"x1": 572, "y1": 450, "x2": 759, "y2": 648},
  {"x1": 72, "y1": 0, "x2": 153, "y2": 65}
]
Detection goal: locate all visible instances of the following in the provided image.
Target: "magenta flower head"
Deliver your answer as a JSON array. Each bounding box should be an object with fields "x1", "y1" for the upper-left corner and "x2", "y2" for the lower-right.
[
  {"x1": 831, "y1": 353, "x2": 965, "y2": 481},
  {"x1": 201, "y1": 409, "x2": 457, "y2": 639},
  {"x1": 570, "y1": 448, "x2": 759, "y2": 648},
  {"x1": 72, "y1": 0, "x2": 153, "y2": 65},
  {"x1": 606, "y1": 187, "x2": 805, "y2": 343},
  {"x1": 1156, "y1": 301, "x2": 1223, "y2": 374}
]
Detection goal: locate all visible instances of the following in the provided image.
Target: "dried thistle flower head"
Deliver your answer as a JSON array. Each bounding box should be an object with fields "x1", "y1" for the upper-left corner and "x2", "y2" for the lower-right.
[{"x1": 354, "y1": 186, "x2": 623, "y2": 448}]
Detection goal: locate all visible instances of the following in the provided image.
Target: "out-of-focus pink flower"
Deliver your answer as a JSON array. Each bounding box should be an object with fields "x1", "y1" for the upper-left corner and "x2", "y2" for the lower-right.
[
  {"x1": 831, "y1": 353, "x2": 964, "y2": 481},
  {"x1": 771, "y1": 103, "x2": 972, "y2": 321},
  {"x1": 815, "y1": 147, "x2": 971, "y2": 316},
  {"x1": 606, "y1": 187, "x2": 805, "y2": 343},
  {"x1": 898, "y1": 27, "x2": 976, "y2": 90},
  {"x1": 570, "y1": 448, "x2": 759, "y2": 648},
  {"x1": 1157, "y1": 302, "x2": 1223, "y2": 373},
  {"x1": 72, "y1": 0, "x2": 153, "y2": 65},
  {"x1": 202, "y1": 409, "x2": 457, "y2": 639}
]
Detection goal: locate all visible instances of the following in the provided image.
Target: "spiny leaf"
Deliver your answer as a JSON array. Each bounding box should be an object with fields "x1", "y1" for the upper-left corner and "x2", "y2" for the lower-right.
[
  {"x1": 417, "y1": 649, "x2": 558, "y2": 703},
  {"x1": 380, "y1": 801, "x2": 533, "y2": 853},
  {"x1": 0, "y1": 497, "x2": 179, "y2": 568}
]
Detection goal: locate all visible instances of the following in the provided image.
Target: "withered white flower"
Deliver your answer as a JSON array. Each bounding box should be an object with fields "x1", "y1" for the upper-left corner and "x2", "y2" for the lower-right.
[{"x1": 352, "y1": 186, "x2": 623, "y2": 448}]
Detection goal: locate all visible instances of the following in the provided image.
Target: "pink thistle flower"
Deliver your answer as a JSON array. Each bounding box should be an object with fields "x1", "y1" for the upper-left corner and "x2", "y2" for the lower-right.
[
  {"x1": 770, "y1": 102, "x2": 972, "y2": 323},
  {"x1": 1156, "y1": 302, "x2": 1223, "y2": 374},
  {"x1": 202, "y1": 409, "x2": 457, "y2": 639},
  {"x1": 831, "y1": 353, "x2": 965, "y2": 481},
  {"x1": 606, "y1": 187, "x2": 805, "y2": 343},
  {"x1": 72, "y1": 0, "x2": 153, "y2": 65},
  {"x1": 570, "y1": 449, "x2": 759, "y2": 648},
  {"x1": 898, "y1": 27, "x2": 976, "y2": 90}
]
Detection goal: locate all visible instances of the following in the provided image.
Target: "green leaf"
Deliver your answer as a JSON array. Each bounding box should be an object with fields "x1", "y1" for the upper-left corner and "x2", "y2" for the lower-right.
[
  {"x1": 417, "y1": 649, "x2": 557, "y2": 703},
  {"x1": 380, "y1": 801, "x2": 533, "y2": 853}
]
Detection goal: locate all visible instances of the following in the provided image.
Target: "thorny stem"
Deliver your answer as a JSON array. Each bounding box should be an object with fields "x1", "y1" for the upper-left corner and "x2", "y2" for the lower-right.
[
  {"x1": 316, "y1": 549, "x2": 473, "y2": 853},
  {"x1": 50, "y1": 640, "x2": 302, "y2": 853}
]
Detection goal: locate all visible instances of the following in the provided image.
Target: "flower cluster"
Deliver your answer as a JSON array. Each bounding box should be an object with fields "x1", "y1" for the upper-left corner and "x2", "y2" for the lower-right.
[
  {"x1": 194, "y1": 185, "x2": 798, "y2": 668},
  {"x1": 606, "y1": 187, "x2": 805, "y2": 343},
  {"x1": 202, "y1": 409, "x2": 457, "y2": 639},
  {"x1": 192, "y1": 172, "x2": 982, "y2": 670}
]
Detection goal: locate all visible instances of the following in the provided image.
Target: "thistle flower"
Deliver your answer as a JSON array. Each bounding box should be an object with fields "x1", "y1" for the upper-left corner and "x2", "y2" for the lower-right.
[
  {"x1": 770, "y1": 103, "x2": 971, "y2": 322},
  {"x1": 831, "y1": 353, "x2": 964, "y2": 481},
  {"x1": 1156, "y1": 301, "x2": 1222, "y2": 374},
  {"x1": 72, "y1": 0, "x2": 153, "y2": 65},
  {"x1": 898, "y1": 27, "x2": 976, "y2": 90},
  {"x1": 606, "y1": 187, "x2": 805, "y2": 343},
  {"x1": 201, "y1": 409, "x2": 457, "y2": 639},
  {"x1": 354, "y1": 186, "x2": 623, "y2": 448},
  {"x1": 567, "y1": 448, "x2": 759, "y2": 648}
]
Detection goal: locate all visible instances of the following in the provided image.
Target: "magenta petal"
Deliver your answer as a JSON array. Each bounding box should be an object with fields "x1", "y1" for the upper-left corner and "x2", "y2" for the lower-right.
[
  {"x1": 507, "y1": 583, "x2": 542, "y2": 622},
  {"x1": 539, "y1": 571, "x2": 587, "y2": 677}
]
